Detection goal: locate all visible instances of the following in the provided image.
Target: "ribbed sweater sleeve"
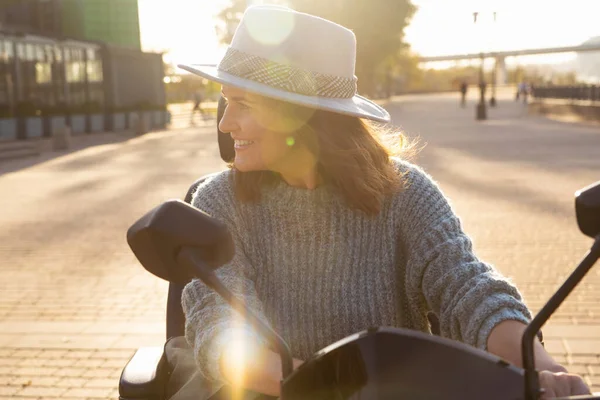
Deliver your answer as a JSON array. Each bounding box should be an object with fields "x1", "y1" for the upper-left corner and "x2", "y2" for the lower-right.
[
  {"x1": 397, "y1": 161, "x2": 532, "y2": 349},
  {"x1": 180, "y1": 172, "x2": 269, "y2": 383}
]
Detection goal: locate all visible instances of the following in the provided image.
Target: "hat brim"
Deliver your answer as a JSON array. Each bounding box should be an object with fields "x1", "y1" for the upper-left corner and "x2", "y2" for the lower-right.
[{"x1": 178, "y1": 64, "x2": 390, "y2": 123}]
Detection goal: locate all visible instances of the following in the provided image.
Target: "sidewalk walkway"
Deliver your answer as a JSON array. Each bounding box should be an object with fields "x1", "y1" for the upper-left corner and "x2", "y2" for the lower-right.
[
  {"x1": 0, "y1": 124, "x2": 220, "y2": 399},
  {"x1": 391, "y1": 91, "x2": 600, "y2": 389}
]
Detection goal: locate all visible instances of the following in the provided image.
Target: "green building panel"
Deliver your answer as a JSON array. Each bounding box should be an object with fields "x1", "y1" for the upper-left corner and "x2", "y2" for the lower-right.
[
  {"x1": 61, "y1": 0, "x2": 84, "y2": 38},
  {"x1": 62, "y1": 0, "x2": 141, "y2": 49}
]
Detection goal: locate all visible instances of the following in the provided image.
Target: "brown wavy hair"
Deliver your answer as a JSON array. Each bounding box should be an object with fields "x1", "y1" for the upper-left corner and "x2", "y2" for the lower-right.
[{"x1": 230, "y1": 98, "x2": 417, "y2": 215}]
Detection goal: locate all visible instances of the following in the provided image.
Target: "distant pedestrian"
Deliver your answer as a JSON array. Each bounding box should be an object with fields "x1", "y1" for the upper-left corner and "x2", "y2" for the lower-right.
[
  {"x1": 190, "y1": 88, "x2": 207, "y2": 125},
  {"x1": 459, "y1": 81, "x2": 468, "y2": 108},
  {"x1": 516, "y1": 82, "x2": 529, "y2": 103}
]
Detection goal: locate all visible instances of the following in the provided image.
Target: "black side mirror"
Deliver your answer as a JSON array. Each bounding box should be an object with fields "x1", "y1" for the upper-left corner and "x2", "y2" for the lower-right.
[
  {"x1": 126, "y1": 200, "x2": 234, "y2": 283},
  {"x1": 128, "y1": 199, "x2": 296, "y2": 381},
  {"x1": 576, "y1": 180, "x2": 600, "y2": 238}
]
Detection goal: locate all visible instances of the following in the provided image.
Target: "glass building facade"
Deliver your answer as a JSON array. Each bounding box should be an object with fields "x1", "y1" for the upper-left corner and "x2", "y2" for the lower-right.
[
  {"x1": 0, "y1": 34, "x2": 103, "y2": 111},
  {"x1": 0, "y1": 0, "x2": 142, "y2": 113},
  {"x1": 0, "y1": 0, "x2": 165, "y2": 140}
]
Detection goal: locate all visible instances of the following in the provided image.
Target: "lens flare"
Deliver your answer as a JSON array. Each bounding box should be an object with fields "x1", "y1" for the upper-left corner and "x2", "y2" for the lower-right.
[
  {"x1": 255, "y1": 96, "x2": 316, "y2": 135},
  {"x1": 244, "y1": 7, "x2": 295, "y2": 46},
  {"x1": 221, "y1": 327, "x2": 260, "y2": 397}
]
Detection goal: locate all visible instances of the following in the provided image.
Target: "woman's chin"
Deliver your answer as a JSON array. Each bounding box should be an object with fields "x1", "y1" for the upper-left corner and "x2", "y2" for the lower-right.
[{"x1": 233, "y1": 159, "x2": 260, "y2": 172}]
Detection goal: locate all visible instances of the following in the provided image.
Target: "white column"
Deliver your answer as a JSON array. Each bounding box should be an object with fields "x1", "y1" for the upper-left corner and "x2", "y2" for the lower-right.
[{"x1": 495, "y1": 56, "x2": 507, "y2": 85}]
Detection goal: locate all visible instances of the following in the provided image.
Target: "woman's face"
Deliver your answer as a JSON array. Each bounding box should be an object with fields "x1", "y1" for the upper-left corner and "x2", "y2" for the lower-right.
[{"x1": 219, "y1": 85, "x2": 300, "y2": 172}]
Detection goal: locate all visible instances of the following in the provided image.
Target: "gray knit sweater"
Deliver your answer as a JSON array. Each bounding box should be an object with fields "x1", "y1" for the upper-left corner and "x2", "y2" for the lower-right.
[{"x1": 181, "y1": 158, "x2": 532, "y2": 383}]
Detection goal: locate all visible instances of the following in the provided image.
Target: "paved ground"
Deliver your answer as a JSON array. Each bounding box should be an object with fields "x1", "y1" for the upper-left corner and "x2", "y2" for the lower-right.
[
  {"x1": 0, "y1": 90, "x2": 599, "y2": 398},
  {"x1": 169, "y1": 102, "x2": 218, "y2": 130}
]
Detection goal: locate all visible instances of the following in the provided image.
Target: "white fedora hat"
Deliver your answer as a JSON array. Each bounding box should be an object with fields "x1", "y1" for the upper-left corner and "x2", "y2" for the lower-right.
[{"x1": 178, "y1": 5, "x2": 390, "y2": 123}]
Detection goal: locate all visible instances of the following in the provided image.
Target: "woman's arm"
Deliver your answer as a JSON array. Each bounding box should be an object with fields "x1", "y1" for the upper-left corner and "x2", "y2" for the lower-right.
[
  {"x1": 396, "y1": 163, "x2": 589, "y2": 396},
  {"x1": 182, "y1": 172, "x2": 279, "y2": 389},
  {"x1": 398, "y1": 164, "x2": 532, "y2": 347}
]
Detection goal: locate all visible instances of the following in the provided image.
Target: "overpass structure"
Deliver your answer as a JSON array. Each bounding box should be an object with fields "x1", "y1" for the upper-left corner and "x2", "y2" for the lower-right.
[{"x1": 418, "y1": 43, "x2": 600, "y2": 84}]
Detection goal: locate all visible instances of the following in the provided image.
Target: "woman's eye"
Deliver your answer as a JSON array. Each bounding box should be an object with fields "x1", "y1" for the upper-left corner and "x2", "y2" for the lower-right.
[
  {"x1": 222, "y1": 99, "x2": 250, "y2": 110},
  {"x1": 233, "y1": 102, "x2": 250, "y2": 110}
]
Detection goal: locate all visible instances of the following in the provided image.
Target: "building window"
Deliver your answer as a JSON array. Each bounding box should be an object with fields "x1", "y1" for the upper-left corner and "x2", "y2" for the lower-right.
[
  {"x1": 45, "y1": 45, "x2": 54, "y2": 63},
  {"x1": 65, "y1": 48, "x2": 85, "y2": 83},
  {"x1": 35, "y1": 63, "x2": 52, "y2": 84},
  {"x1": 2, "y1": 40, "x2": 13, "y2": 60},
  {"x1": 26, "y1": 44, "x2": 35, "y2": 61},
  {"x1": 66, "y1": 62, "x2": 84, "y2": 82},
  {"x1": 85, "y1": 48, "x2": 103, "y2": 83},
  {"x1": 16, "y1": 43, "x2": 25, "y2": 60},
  {"x1": 36, "y1": 45, "x2": 45, "y2": 62},
  {"x1": 87, "y1": 60, "x2": 103, "y2": 82},
  {"x1": 0, "y1": 40, "x2": 13, "y2": 106},
  {"x1": 73, "y1": 48, "x2": 84, "y2": 61}
]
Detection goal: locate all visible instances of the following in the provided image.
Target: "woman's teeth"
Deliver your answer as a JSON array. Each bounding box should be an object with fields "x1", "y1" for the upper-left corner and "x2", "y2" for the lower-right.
[{"x1": 234, "y1": 140, "x2": 254, "y2": 148}]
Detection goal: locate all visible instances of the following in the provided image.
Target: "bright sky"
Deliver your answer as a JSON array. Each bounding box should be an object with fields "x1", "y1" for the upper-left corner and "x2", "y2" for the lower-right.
[
  {"x1": 138, "y1": 0, "x2": 226, "y2": 65},
  {"x1": 138, "y1": 0, "x2": 600, "y2": 66}
]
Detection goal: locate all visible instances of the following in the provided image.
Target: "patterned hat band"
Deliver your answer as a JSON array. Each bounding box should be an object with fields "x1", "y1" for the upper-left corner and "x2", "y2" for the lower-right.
[{"x1": 218, "y1": 47, "x2": 358, "y2": 99}]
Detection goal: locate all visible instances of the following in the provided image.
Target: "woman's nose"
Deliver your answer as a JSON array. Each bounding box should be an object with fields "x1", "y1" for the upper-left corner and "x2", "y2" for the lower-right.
[{"x1": 218, "y1": 105, "x2": 237, "y2": 133}]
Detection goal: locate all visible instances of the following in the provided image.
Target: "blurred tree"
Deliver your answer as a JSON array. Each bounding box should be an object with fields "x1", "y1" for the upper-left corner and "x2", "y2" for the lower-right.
[
  {"x1": 383, "y1": 46, "x2": 423, "y2": 95},
  {"x1": 216, "y1": 0, "x2": 416, "y2": 97},
  {"x1": 215, "y1": 0, "x2": 269, "y2": 44}
]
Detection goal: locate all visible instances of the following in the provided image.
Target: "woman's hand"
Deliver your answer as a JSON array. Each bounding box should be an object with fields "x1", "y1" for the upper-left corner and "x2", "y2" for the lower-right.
[
  {"x1": 539, "y1": 369, "x2": 591, "y2": 398},
  {"x1": 486, "y1": 321, "x2": 592, "y2": 397}
]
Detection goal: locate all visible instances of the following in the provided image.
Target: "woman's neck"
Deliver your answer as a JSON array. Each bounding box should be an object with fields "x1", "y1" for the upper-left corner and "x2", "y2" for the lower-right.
[
  {"x1": 275, "y1": 148, "x2": 322, "y2": 190},
  {"x1": 279, "y1": 170, "x2": 322, "y2": 189}
]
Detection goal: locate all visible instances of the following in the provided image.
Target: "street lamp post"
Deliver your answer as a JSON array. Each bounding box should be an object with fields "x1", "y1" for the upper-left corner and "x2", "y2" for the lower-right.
[
  {"x1": 489, "y1": 12, "x2": 498, "y2": 107},
  {"x1": 490, "y1": 64, "x2": 497, "y2": 106},
  {"x1": 473, "y1": 12, "x2": 487, "y2": 120}
]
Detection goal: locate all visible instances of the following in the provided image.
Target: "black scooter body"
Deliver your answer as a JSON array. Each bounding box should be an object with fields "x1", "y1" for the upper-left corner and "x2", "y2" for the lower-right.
[{"x1": 281, "y1": 327, "x2": 523, "y2": 400}]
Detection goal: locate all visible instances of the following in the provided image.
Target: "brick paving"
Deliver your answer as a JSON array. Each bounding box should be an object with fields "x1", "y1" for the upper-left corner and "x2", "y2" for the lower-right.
[
  {"x1": 0, "y1": 90, "x2": 599, "y2": 398},
  {"x1": 393, "y1": 91, "x2": 600, "y2": 389},
  {"x1": 0, "y1": 125, "x2": 219, "y2": 399}
]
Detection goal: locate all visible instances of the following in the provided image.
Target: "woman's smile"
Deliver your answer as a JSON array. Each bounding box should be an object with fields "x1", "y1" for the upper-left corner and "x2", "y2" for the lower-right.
[{"x1": 233, "y1": 139, "x2": 256, "y2": 150}]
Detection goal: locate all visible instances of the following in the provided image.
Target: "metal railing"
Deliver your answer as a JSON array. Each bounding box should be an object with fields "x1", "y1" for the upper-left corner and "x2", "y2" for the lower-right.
[{"x1": 532, "y1": 85, "x2": 600, "y2": 102}]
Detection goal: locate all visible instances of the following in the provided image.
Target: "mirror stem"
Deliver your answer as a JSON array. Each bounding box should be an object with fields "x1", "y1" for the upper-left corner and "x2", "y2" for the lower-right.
[
  {"x1": 522, "y1": 235, "x2": 600, "y2": 400},
  {"x1": 176, "y1": 247, "x2": 295, "y2": 385}
]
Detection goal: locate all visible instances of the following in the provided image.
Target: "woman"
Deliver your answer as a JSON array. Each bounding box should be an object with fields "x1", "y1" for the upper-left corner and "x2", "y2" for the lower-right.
[{"x1": 172, "y1": 5, "x2": 590, "y2": 399}]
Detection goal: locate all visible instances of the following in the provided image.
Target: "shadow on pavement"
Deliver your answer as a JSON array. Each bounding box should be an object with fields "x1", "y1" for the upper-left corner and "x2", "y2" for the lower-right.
[{"x1": 391, "y1": 96, "x2": 599, "y2": 177}]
